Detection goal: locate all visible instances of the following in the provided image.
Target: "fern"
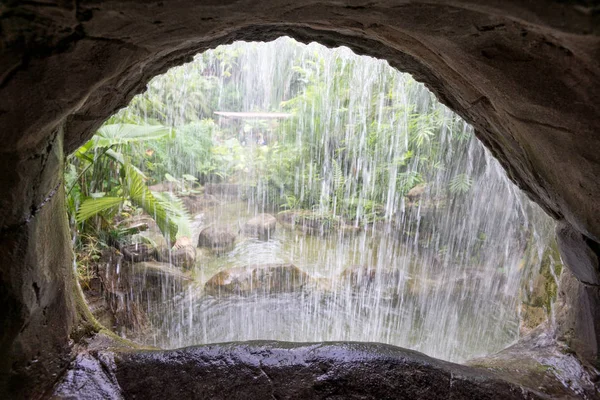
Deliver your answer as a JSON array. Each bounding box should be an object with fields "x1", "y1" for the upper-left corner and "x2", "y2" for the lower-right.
[{"x1": 332, "y1": 159, "x2": 345, "y2": 194}]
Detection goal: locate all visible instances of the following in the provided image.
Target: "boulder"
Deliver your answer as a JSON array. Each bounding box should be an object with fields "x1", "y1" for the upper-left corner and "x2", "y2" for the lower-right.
[
  {"x1": 243, "y1": 213, "x2": 277, "y2": 239},
  {"x1": 98, "y1": 259, "x2": 192, "y2": 300},
  {"x1": 159, "y1": 244, "x2": 196, "y2": 270},
  {"x1": 128, "y1": 261, "x2": 191, "y2": 285},
  {"x1": 110, "y1": 342, "x2": 555, "y2": 399},
  {"x1": 92, "y1": 254, "x2": 191, "y2": 333},
  {"x1": 54, "y1": 339, "x2": 593, "y2": 400},
  {"x1": 120, "y1": 214, "x2": 169, "y2": 250},
  {"x1": 340, "y1": 265, "x2": 406, "y2": 292},
  {"x1": 197, "y1": 226, "x2": 236, "y2": 253},
  {"x1": 120, "y1": 242, "x2": 157, "y2": 263},
  {"x1": 340, "y1": 265, "x2": 378, "y2": 287},
  {"x1": 407, "y1": 183, "x2": 427, "y2": 201},
  {"x1": 204, "y1": 263, "x2": 310, "y2": 296}
]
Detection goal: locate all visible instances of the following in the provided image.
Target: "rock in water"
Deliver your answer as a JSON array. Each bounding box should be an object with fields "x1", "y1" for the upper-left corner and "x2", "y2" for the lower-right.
[
  {"x1": 120, "y1": 243, "x2": 157, "y2": 263},
  {"x1": 204, "y1": 263, "x2": 310, "y2": 296},
  {"x1": 197, "y1": 226, "x2": 236, "y2": 253},
  {"x1": 159, "y1": 238, "x2": 196, "y2": 269},
  {"x1": 243, "y1": 213, "x2": 276, "y2": 239}
]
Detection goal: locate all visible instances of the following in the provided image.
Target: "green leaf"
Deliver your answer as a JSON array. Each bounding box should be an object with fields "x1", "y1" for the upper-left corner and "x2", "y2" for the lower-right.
[
  {"x1": 105, "y1": 149, "x2": 125, "y2": 164},
  {"x1": 165, "y1": 173, "x2": 178, "y2": 182},
  {"x1": 94, "y1": 124, "x2": 174, "y2": 147},
  {"x1": 152, "y1": 191, "x2": 192, "y2": 239},
  {"x1": 124, "y1": 164, "x2": 178, "y2": 242},
  {"x1": 76, "y1": 196, "x2": 125, "y2": 223},
  {"x1": 182, "y1": 174, "x2": 198, "y2": 182}
]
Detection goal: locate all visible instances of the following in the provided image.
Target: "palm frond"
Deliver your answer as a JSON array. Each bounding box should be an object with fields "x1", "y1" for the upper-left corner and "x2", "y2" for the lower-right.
[
  {"x1": 76, "y1": 196, "x2": 124, "y2": 223},
  {"x1": 152, "y1": 191, "x2": 192, "y2": 238},
  {"x1": 123, "y1": 163, "x2": 178, "y2": 242}
]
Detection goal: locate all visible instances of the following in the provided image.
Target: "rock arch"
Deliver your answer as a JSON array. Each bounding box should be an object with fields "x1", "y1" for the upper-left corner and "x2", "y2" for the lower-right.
[{"x1": 1, "y1": 1, "x2": 599, "y2": 398}]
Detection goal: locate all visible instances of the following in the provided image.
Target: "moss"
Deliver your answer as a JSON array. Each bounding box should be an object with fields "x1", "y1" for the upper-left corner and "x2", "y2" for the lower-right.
[
  {"x1": 539, "y1": 240, "x2": 562, "y2": 310},
  {"x1": 520, "y1": 235, "x2": 563, "y2": 328}
]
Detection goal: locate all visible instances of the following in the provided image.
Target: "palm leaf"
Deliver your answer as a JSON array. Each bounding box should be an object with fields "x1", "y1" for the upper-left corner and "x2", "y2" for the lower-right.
[
  {"x1": 76, "y1": 196, "x2": 125, "y2": 223},
  {"x1": 152, "y1": 191, "x2": 192, "y2": 239},
  {"x1": 123, "y1": 163, "x2": 178, "y2": 242}
]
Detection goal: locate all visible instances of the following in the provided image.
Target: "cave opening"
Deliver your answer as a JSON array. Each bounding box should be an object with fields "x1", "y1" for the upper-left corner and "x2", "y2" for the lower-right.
[
  {"x1": 70, "y1": 38, "x2": 560, "y2": 364},
  {"x1": 1, "y1": 2, "x2": 599, "y2": 398}
]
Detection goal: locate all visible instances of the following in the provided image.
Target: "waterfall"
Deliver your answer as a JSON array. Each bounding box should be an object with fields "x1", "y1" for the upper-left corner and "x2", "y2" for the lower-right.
[{"x1": 77, "y1": 37, "x2": 559, "y2": 363}]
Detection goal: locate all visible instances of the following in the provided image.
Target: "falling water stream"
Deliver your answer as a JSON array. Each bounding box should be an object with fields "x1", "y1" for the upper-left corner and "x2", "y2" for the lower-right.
[{"x1": 87, "y1": 37, "x2": 558, "y2": 364}]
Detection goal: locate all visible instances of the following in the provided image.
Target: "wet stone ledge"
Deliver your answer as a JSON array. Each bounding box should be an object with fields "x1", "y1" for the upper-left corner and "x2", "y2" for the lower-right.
[{"x1": 53, "y1": 341, "x2": 555, "y2": 399}]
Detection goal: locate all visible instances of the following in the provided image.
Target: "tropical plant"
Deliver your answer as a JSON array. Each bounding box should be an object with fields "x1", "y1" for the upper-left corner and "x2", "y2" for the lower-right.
[
  {"x1": 67, "y1": 123, "x2": 187, "y2": 246},
  {"x1": 76, "y1": 163, "x2": 181, "y2": 243}
]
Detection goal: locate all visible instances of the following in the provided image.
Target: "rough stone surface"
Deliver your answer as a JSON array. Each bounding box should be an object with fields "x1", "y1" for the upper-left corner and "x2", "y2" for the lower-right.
[
  {"x1": 52, "y1": 351, "x2": 123, "y2": 400},
  {"x1": 555, "y1": 268, "x2": 600, "y2": 367},
  {"x1": 92, "y1": 258, "x2": 191, "y2": 334},
  {"x1": 0, "y1": 133, "x2": 79, "y2": 399},
  {"x1": 406, "y1": 183, "x2": 427, "y2": 201},
  {"x1": 277, "y1": 210, "x2": 339, "y2": 235},
  {"x1": 557, "y1": 221, "x2": 600, "y2": 286},
  {"x1": 115, "y1": 342, "x2": 549, "y2": 399},
  {"x1": 53, "y1": 341, "x2": 566, "y2": 399},
  {"x1": 205, "y1": 263, "x2": 310, "y2": 296},
  {"x1": 158, "y1": 243, "x2": 197, "y2": 270},
  {"x1": 197, "y1": 226, "x2": 236, "y2": 253},
  {"x1": 243, "y1": 213, "x2": 277, "y2": 239},
  {"x1": 468, "y1": 328, "x2": 600, "y2": 398},
  {"x1": 1, "y1": 1, "x2": 600, "y2": 397},
  {"x1": 120, "y1": 243, "x2": 157, "y2": 263}
]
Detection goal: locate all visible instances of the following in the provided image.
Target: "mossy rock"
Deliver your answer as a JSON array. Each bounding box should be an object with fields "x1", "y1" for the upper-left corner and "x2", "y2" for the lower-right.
[{"x1": 204, "y1": 263, "x2": 311, "y2": 296}]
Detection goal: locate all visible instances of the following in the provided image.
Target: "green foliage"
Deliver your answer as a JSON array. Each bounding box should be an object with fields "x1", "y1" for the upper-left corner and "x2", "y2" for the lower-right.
[
  {"x1": 124, "y1": 163, "x2": 179, "y2": 241},
  {"x1": 76, "y1": 163, "x2": 180, "y2": 243},
  {"x1": 68, "y1": 38, "x2": 481, "y2": 246},
  {"x1": 152, "y1": 191, "x2": 192, "y2": 239},
  {"x1": 449, "y1": 173, "x2": 473, "y2": 195},
  {"x1": 76, "y1": 196, "x2": 125, "y2": 223},
  {"x1": 93, "y1": 124, "x2": 174, "y2": 147}
]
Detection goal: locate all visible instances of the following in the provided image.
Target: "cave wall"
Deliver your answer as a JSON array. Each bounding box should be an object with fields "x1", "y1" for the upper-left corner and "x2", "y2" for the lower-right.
[
  {"x1": 1, "y1": 1, "x2": 599, "y2": 397},
  {"x1": 0, "y1": 130, "x2": 77, "y2": 398}
]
